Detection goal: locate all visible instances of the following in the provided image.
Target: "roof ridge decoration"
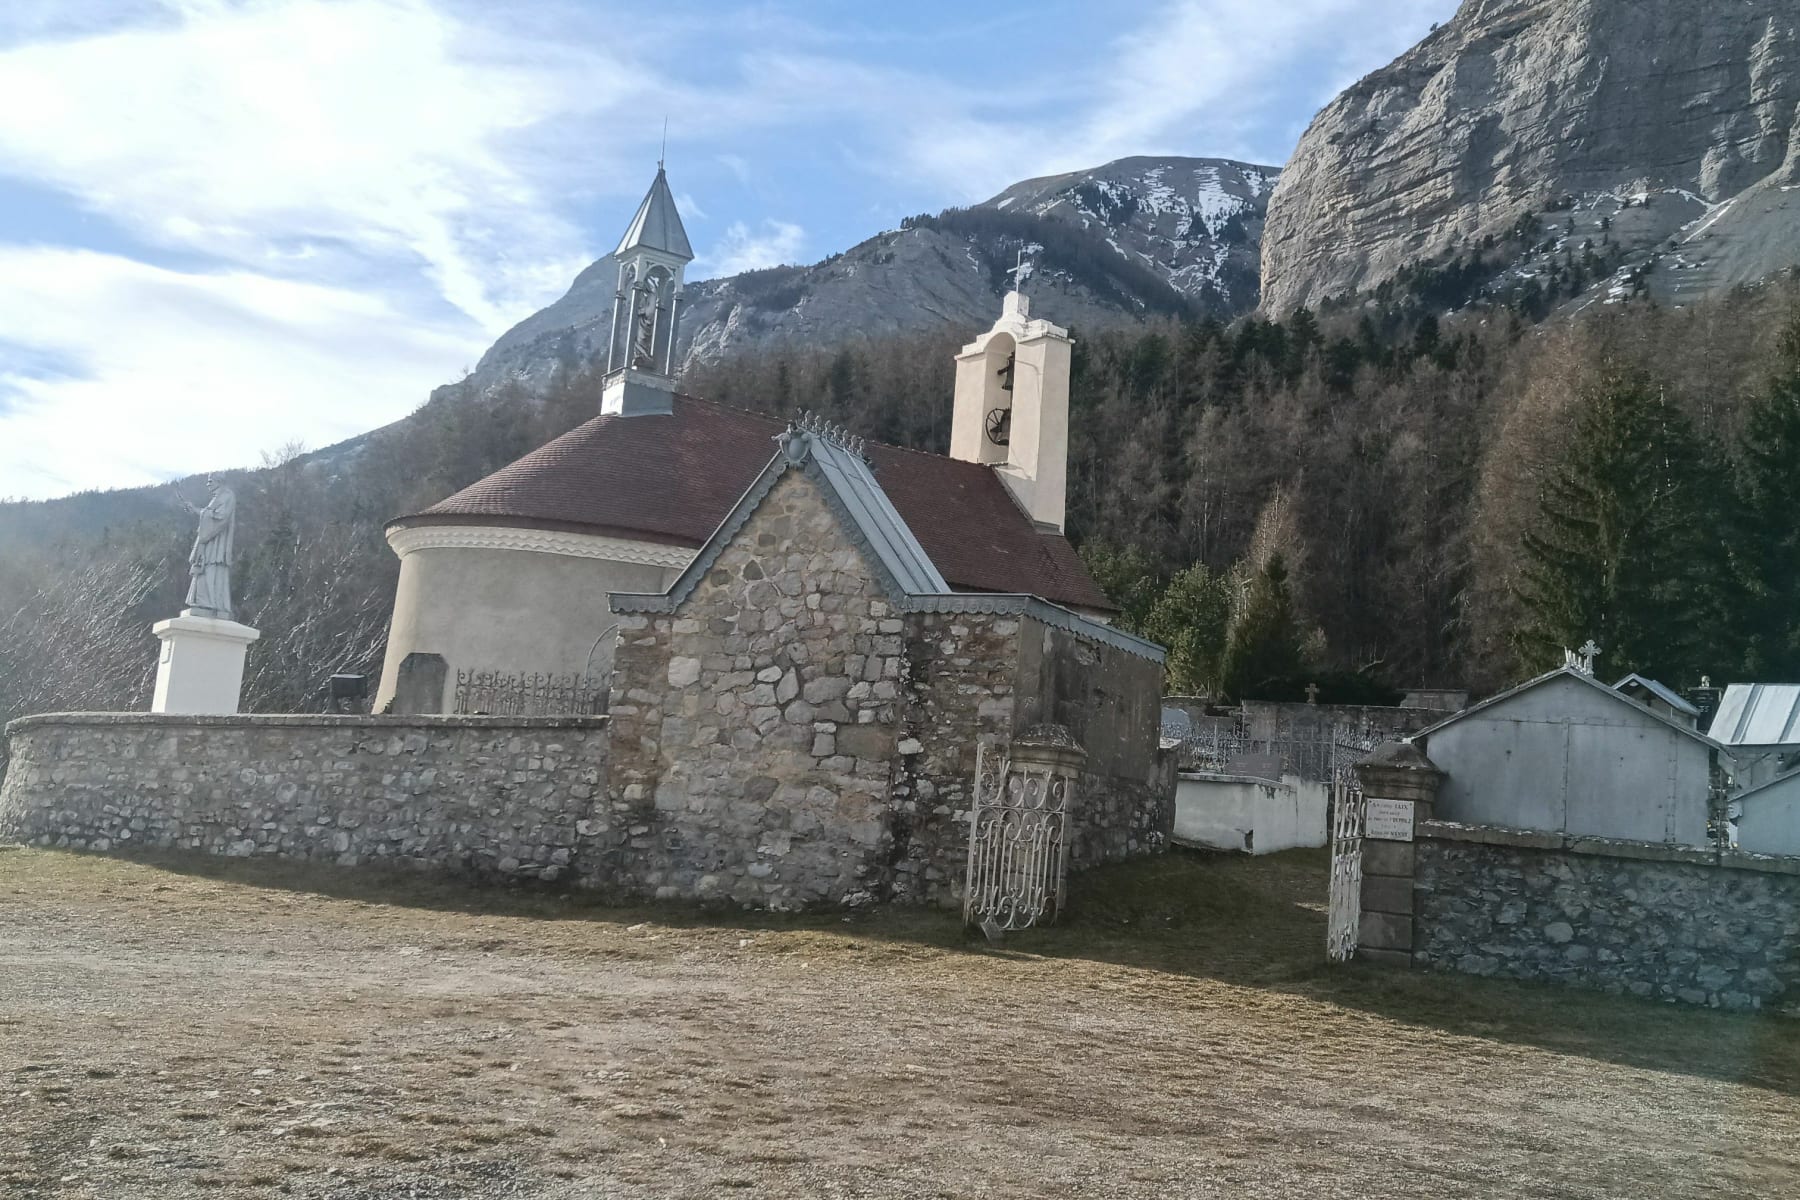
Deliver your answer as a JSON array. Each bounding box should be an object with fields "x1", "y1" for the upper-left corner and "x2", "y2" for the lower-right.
[{"x1": 784, "y1": 410, "x2": 868, "y2": 461}]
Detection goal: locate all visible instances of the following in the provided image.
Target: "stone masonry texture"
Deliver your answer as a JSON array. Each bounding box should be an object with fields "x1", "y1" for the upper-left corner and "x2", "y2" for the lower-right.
[
  {"x1": 1414, "y1": 837, "x2": 1800, "y2": 1013},
  {"x1": 0, "y1": 713, "x2": 607, "y2": 880},
  {"x1": 602, "y1": 470, "x2": 1171, "y2": 910}
]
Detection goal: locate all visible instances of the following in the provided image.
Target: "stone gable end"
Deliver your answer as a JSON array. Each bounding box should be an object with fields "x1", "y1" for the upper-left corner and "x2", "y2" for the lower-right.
[{"x1": 603, "y1": 470, "x2": 912, "y2": 908}]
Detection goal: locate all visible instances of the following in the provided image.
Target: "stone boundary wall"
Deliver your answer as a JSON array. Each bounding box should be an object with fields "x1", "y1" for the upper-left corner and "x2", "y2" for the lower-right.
[
  {"x1": 0, "y1": 713, "x2": 608, "y2": 881},
  {"x1": 1406, "y1": 821, "x2": 1800, "y2": 1013}
]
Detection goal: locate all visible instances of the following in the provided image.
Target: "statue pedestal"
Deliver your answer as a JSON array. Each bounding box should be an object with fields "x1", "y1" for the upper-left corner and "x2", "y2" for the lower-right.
[{"x1": 150, "y1": 613, "x2": 261, "y2": 715}]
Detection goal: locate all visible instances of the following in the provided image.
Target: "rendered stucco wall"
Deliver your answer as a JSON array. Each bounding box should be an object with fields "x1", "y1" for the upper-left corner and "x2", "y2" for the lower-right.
[
  {"x1": 1174, "y1": 773, "x2": 1327, "y2": 854},
  {"x1": 376, "y1": 540, "x2": 677, "y2": 711}
]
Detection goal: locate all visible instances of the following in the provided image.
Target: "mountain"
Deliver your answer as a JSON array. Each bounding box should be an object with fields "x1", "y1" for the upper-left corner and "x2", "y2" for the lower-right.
[
  {"x1": 1261, "y1": 0, "x2": 1800, "y2": 315},
  {"x1": 982, "y1": 157, "x2": 1276, "y2": 310},
  {"x1": 461, "y1": 156, "x2": 1278, "y2": 400}
]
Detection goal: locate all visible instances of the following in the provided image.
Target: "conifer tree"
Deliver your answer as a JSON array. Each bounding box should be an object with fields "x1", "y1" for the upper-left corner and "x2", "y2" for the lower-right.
[
  {"x1": 1734, "y1": 317, "x2": 1800, "y2": 677},
  {"x1": 1513, "y1": 365, "x2": 1727, "y2": 683},
  {"x1": 1219, "y1": 555, "x2": 1307, "y2": 701}
]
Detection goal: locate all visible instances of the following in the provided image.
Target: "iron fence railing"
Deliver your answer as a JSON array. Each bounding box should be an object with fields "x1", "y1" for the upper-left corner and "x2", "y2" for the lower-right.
[
  {"x1": 451, "y1": 670, "x2": 609, "y2": 717},
  {"x1": 1163, "y1": 713, "x2": 1381, "y2": 783}
]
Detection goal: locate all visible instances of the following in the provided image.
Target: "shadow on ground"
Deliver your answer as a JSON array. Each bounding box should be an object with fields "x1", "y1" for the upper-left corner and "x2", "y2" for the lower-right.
[{"x1": 15, "y1": 841, "x2": 1799, "y2": 1095}]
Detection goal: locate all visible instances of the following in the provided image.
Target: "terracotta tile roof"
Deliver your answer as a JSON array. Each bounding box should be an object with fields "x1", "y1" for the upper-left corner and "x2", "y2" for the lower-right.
[{"x1": 394, "y1": 395, "x2": 1116, "y2": 613}]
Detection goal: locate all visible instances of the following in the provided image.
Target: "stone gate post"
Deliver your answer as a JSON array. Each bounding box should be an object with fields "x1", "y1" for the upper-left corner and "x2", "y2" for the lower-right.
[{"x1": 1353, "y1": 740, "x2": 1443, "y2": 966}]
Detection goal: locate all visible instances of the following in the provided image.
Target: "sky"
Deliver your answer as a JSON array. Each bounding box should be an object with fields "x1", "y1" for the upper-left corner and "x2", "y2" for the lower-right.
[{"x1": 0, "y1": 0, "x2": 1460, "y2": 501}]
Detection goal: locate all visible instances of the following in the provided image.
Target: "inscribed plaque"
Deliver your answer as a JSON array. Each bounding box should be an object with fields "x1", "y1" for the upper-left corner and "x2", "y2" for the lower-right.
[{"x1": 1366, "y1": 797, "x2": 1415, "y2": 842}]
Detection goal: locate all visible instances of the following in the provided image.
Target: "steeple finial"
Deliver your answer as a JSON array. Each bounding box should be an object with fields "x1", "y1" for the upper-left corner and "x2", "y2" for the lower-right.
[{"x1": 659, "y1": 117, "x2": 668, "y2": 171}]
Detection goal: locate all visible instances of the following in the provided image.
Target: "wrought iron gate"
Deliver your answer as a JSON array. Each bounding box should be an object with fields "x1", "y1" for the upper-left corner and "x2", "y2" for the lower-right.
[
  {"x1": 963, "y1": 729, "x2": 1085, "y2": 933},
  {"x1": 1326, "y1": 764, "x2": 1366, "y2": 962}
]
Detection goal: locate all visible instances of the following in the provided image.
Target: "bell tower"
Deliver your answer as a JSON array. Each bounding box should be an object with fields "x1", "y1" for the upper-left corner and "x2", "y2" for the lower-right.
[
  {"x1": 602, "y1": 163, "x2": 694, "y2": 416},
  {"x1": 949, "y1": 286, "x2": 1073, "y2": 533}
]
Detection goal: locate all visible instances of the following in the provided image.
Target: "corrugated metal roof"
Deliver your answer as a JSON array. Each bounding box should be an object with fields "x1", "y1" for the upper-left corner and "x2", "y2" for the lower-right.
[
  {"x1": 1708, "y1": 683, "x2": 1800, "y2": 747},
  {"x1": 614, "y1": 166, "x2": 693, "y2": 261},
  {"x1": 1613, "y1": 673, "x2": 1700, "y2": 717}
]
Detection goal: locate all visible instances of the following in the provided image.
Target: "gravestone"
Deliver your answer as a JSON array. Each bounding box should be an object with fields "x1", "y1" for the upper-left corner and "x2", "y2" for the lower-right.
[{"x1": 390, "y1": 652, "x2": 449, "y2": 715}]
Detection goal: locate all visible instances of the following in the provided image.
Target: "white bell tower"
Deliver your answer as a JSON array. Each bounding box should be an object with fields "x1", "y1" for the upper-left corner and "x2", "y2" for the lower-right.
[
  {"x1": 602, "y1": 163, "x2": 694, "y2": 416},
  {"x1": 949, "y1": 288, "x2": 1073, "y2": 533}
]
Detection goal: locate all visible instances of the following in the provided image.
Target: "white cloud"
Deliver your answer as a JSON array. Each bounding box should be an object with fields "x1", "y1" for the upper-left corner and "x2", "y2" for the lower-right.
[
  {"x1": 0, "y1": 0, "x2": 627, "y2": 331},
  {"x1": 0, "y1": 246, "x2": 471, "y2": 498},
  {"x1": 704, "y1": 220, "x2": 805, "y2": 277}
]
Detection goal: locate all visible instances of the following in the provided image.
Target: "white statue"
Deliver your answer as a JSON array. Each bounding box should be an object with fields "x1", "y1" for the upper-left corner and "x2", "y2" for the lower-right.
[{"x1": 175, "y1": 475, "x2": 237, "y2": 620}]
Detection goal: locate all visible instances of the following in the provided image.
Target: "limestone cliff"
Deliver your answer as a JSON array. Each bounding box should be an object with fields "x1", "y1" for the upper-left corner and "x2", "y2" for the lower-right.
[{"x1": 1261, "y1": 0, "x2": 1800, "y2": 314}]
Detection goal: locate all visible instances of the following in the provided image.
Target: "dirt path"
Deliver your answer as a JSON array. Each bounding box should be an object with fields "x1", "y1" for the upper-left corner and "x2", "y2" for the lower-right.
[{"x1": 2, "y1": 845, "x2": 1797, "y2": 1198}]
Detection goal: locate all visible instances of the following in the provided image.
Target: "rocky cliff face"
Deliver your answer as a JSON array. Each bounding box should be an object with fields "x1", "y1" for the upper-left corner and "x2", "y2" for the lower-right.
[
  {"x1": 1262, "y1": 0, "x2": 1800, "y2": 314},
  {"x1": 983, "y1": 156, "x2": 1276, "y2": 312},
  {"x1": 462, "y1": 156, "x2": 1277, "y2": 400}
]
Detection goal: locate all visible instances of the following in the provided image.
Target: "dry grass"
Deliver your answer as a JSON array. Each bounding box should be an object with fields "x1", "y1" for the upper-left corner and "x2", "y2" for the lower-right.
[{"x1": 1, "y1": 842, "x2": 1797, "y2": 1198}]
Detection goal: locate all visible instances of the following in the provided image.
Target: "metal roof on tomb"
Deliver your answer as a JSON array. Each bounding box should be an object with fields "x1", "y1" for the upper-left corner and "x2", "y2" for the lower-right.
[
  {"x1": 1708, "y1": 683, "x2": 1800, "y2": 748},
  {"x1": 1612, "y1": 673, "x2": 1701, "y2": 718},
  {"x1": 392, "y1": 393, "x2": 1117, "y2": 614}
]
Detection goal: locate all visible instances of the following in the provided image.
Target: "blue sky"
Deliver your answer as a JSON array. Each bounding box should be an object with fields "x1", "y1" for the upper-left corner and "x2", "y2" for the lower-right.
[{"x1": 0, "y1": 0, "x2": 1459, "y2": 500}]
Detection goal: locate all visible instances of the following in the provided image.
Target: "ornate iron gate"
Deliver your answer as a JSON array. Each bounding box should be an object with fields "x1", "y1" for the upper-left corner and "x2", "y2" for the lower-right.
[
  {"x1": 1326, "y1": 763, "x2": 1366, "y2": 962},
  {"x1": 963, "y1": 728, "x2": 1086, "y2": 933}
]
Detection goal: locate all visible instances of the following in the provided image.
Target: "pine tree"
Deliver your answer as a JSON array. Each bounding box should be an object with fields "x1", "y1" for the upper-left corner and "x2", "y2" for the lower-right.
[
  {"x1": 1513, "y1": 365, "x2": 1729, "y2": 683},
  {"x1": 1735, "y1": 317, "x2": 1800, "y2": 677},
  {"x1": 1219, "y1": 555, "x2": 1307, "y2": 701},
  {"x1": 1141, "y1": 562, "x2": 1233, "y2": 695}
]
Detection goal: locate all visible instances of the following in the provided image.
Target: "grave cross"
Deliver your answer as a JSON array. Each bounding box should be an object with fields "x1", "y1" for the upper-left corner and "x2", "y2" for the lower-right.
[{"x1": 1571, "y1": 639, "x2": 1601, "y2": 676}]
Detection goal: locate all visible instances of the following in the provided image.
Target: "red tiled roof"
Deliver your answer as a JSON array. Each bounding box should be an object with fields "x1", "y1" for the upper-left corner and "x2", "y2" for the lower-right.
[{"x1": 393, "y1": 395, "x2": 1116, "y2": 613}]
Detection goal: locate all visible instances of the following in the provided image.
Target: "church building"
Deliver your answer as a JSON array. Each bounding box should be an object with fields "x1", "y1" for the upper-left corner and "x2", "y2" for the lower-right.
[{"x1": 371, "y1": 168, "x2": 1174, "y2": 907}]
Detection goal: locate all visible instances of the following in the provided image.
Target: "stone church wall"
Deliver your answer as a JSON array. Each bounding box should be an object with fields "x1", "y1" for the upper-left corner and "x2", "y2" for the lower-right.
[
  {"x1": 601, "y1": 473, "x2": 918, "y2": 909},
  {"x1": 601, "y1": 470, "x2": 1173, "y2": 910},
  {"x1": 0, "y1": 713, "x2": 606, "y2": 881}
]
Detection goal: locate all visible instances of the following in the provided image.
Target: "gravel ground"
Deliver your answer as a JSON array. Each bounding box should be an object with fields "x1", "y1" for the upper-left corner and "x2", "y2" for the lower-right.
[{"x1": 1, "y1": 844, "x2": 1797, "y2": 1199}]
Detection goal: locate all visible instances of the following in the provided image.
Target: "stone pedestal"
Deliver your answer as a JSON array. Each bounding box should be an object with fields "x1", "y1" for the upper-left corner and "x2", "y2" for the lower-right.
[{"x1": 151, "y1": 613, "x2": 261, "y2": 715}]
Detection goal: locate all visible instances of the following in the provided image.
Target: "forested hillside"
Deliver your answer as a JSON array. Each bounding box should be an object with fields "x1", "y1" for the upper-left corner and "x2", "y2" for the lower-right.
[{"x1": 5, "y1": 277, "x2": 1800, "y2": 743}]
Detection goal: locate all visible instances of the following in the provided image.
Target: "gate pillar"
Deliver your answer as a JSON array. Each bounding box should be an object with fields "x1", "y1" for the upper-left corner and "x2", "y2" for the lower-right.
[{"x1": 1352, "y1": 741, "x2": 1443, "y2": 966}]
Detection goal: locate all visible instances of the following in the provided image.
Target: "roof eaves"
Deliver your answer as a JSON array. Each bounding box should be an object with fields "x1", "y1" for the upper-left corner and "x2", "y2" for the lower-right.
[
  {"x1": 1612, "y1": 672, "x2": 1701, "y2": 717},
  {"x1": 1413, "y1": 666, "x2": 1724, "y2": 751}
]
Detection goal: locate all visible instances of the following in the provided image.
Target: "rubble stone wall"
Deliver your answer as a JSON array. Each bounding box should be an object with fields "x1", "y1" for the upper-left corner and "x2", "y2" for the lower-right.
[
  {"x1": 1413, "y1": 830, "x2": 1800, "y2": 1013},
  {"x1": 892, "y1": 610, "x2": 1021, "y2": 905},
  {"x1": 0, "y1": 713, "x2": 607, "y2": 880},
  {"x1": 603, "y1": 473, "x2": 923, "y2": 909}
]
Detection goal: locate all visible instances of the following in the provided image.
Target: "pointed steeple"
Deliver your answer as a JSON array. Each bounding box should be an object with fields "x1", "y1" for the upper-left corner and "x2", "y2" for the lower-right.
[
  {"x1": 614, "y1": 166, "x2": 693, "y2": 262},
  {"x1": 602, "y1": 165, "x2": 693, "y2": 416}
]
